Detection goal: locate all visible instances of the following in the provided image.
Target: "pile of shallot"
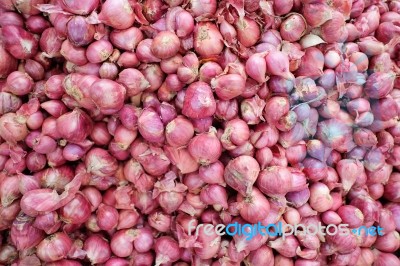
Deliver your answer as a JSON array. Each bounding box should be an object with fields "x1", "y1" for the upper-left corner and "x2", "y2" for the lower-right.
[{"x1": 0, "y1": 0, "x2": 400, "y2": 265}]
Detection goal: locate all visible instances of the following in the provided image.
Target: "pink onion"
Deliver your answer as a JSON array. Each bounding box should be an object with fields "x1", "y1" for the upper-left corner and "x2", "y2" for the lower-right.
[
  {"x1": 154, "y1": 236, "x2": 181, "y2": 265},
  {"x1": 194, "y1": 22, "x2": 224, "y2": 57},
  {"x1": 151, "y1": 31, "x2": 181, "y2": 59},
  {"x1": 265, "y1": 51, "x2": 295, "y2": 80},
  {"x1": 237, "y1": 187, "x2": 270, "y2": 223},
  {"x1": 187, "y1": 128, "x2": 221, "y2": 165},
  {"x1": 56, "y1": 109, "x2": 93, "y2": 143},
  {"x1": 89, "y1": 79, "x2": 126, "y2": 114},
  {"x1": 182, "y1": 81, "x2": 216, "y2": 119},
  {"x1": 211, "y1": 74, "x2": 246, "y2": 101},
  {"x1": 2, "y1": 25, "x2": 38, "y2": 59},
  {"x1": 36, "y1": 232, "x2": 73, "y2": 262},
  {"x1": 95, "y1": 0, "x2": 135, "y2": 30},
  {"x1": 224, "y1": 155, "x2": 260, "y2": 196},
  {"x1": 11, "y1": 213, "x2": 45, "y2": 251}
]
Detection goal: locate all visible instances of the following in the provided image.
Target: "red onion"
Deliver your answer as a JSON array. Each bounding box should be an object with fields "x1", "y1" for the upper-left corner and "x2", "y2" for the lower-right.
[
  {"x1": 5, "y1": 71, "x2": 34, "y2": 96},
  {"x1": 2, "y1": 25, "x2": 38, "y2": 59},
  {"x1": 224, "y1": 155, "x2": 260, "y2": 196},
  {"x1": 194, "y1": 22, "x2": 224, "y2": 57},
  {"x1": 148, "y1": 211, "x2": 170, "y2": 232},
  {"x1": 374, "y1": 231, "x2": 400, "y2": 253},
  {"x1": 244, "y1": 245, "x2": 274, "y2": 266},
  {"x1": 89, "y1": 79, "x2": 126, "y2": 114},
  {"x1": 60, "y1": 40, "x2": 88, "y2": 66},
  {"x1": 0, "y1": 91, "x2": 22, "y2": 115},
  {"x1": 309, "y1": 182, "x2": 333, "y2": 212},
  {"x1": 350, "y1": 195, "x2": 381, "y2": 224},
  {"x1": 0, "y1": 0, "x2": 399, "y2": 263},
  {"x1": 58, "y1": 0, "x2": 99, "y2": 15},
  {"x1": 153, "y1": 172, "x2": 186, "y2": 213},
  {"x1": 165, "y1": 116, "x2": 194, "y2": 147},
  {"x1": 235, "y1": 17, "x2": 260, "y2": 47},
  {"x1": 0, "y1": 245, "x2": 18, "y2": 265},
  {"x1": 86, "y1": 40, "x2": 113, "y2": 63},
  {"x1": 197, "y1": 160, "x2": 224, "y2": 185},
  {"x1": 384, "y1": 173, "x2": 400, "y2": 202},
  {"x1": 59, "y1": 192, "x2": 91, "y2": 224},
  {"x1": 33, "y1": 211, "x2": 61, "y2": 235},
  {"x1": 94, "y1": 0, "x2": 135, "y2": 30},
  {"x1": 336, "y1": 159, "x2": 364, "y2": 193},
  {"x1": 151, "y1": 31, "x2": 180, "y2": 59},
  {"x1": 337, "y1": 205, "x2": 364, "y2": 228},
  {"x1": 96, "y1": 203, "x2": 119, "y2": 231},
  {"x1": 182, "y1": 81, "x2": 216, "y2": 118},
  {"x1": 165, "y1": 146, "x2": 198, "y2": 174},
  {"x1": 0, "y1": 11, "x2": 24, "y2": 27},
  {"x1": 188, "y1": 128, "x2": 221, "y2": 165},
  {"x1": 11, "y1": 213, "x2": 45, "y2": 251},
  {"x1": 316, "y1": 118, "x2": 353, "y2": 150},
  {"x1": 154, "y1": 236, "x2": 181, "y2": 265},
  {"x1": 66, "y1": 16, "x2": 95, "y2": 47},
  {"x1": 85, "y1": 148, "x2": 118, "y2": 177},
  {"x1": 221, "y1": 118, "x2": 250, "y2": 148},
  {"x1": 364, "y1": 72, "x2": 396, "y2": 99},
  {"x1": 373, "y1": 249, "x2": 400, "y2": 266},
  {"x1": 211, "y1": 74, "x2": 246, "y2": 101},
  {"x1": 245, "y1": 53, "x2": 267, "y2": 83},
  {"x1": 265, "y1": 51, "x2": 295, "y2": 80},
  {"x1": 199, "y1": 62, "x2": 223, "y2": 83},
  {"x1": 0, "y1": 113, "x2": 29, "y2": 144},
  {"x1": 138, "y1": 107, "x2": 165, "y2": 143},
  {"x1": 36, "y1": 232, "x2": 73, "y2": 262},
  {"x1": 295, "y1": 47, "x2": 324, "y2": 78},
  {"x1": 200, "y1": 184, "x2": 228, "y2": 211},
  {"x1": 130, "y1": 139, "x2": 170, "y2": 176},
  {"x1": 237, "y1": 187, "x2": 270, "y2": 223},
  {"x1": 257, "y1": 166, "x2": 292, "y2": 196},
  {"x1": 56, "y1": 109, "x2": 93, "y2": 143},
  {"x1": 263, "y1": 96, "x2": 290, "y2": 125},
  {"x1": 269, "y1": 235, "x2": 300, "y2": 258},
  {"x1": 280, "y1": 13, "x2": 307, "y2": 42},
  {"x1": 83, "y1": 235, "x2": 111, "y2": 264},
  {"x1": 109, "y1": 28, "x2": 142, "y2": 52}
]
